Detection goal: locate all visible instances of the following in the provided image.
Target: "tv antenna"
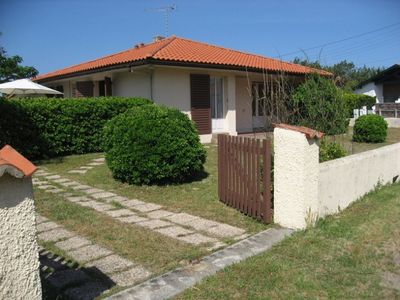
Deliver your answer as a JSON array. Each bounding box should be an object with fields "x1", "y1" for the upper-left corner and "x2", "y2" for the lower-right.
[{"x1": 146, "y1": 4, "x2": 176, "y2": 36}]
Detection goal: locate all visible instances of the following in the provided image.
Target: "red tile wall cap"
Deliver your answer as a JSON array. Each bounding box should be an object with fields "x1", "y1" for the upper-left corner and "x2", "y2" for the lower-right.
[
  {"x1": 273, "y1": 123, "x2": 324, "y2": 139},
  {"x1": 0, "y1": 145, "x2": 37, "y2": 177}
]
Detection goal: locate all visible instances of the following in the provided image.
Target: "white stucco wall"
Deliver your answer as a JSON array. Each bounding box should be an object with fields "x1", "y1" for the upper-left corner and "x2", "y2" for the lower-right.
[
  {"x1": 0, "y1": 174, "x2": 42, "y2": 300},
  {"x1": 113, "y1": 72, "x2": 151, "y2": 98},
  {"x1": 273, "y1": 128, "x2": 320, "y2": 229},
  {"x1": 152, "y1": 67, "x2": 191, "y2": 114},
  {"x1": 355, "y1": 82, "x2": 384, "y2": 103},
  {"x1": 318, "y1": 143, "x2": 400, "y2": 216}
]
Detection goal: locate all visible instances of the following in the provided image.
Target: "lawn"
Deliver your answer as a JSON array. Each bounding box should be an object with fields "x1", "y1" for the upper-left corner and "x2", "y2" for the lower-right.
[
  {"x1": 176, "y1": 182, "x2": 400, "y2": 299},
  {"x1": 327, "y1": 127, "x2": 400, "y2": 155},
  {"x1": 36, "y1": 144, "x2": 267, "y2": 234}
]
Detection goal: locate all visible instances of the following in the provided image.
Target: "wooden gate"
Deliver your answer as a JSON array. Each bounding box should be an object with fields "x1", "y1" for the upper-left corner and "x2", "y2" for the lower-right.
[{"x1": 218, "y1": 134, "x2": 273, "y2": 223}]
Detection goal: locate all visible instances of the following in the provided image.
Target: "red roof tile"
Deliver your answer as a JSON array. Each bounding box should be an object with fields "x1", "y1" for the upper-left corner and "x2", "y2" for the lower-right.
[
  {"x1": 273, "y1": 123, "x2": 324, "y2": 139},
  {"x1": 0, "y1": 145, "x2": 37, "y2": 177},
  {"x1": 35, "y1": 36, "x2": 331, "y2": 81}
]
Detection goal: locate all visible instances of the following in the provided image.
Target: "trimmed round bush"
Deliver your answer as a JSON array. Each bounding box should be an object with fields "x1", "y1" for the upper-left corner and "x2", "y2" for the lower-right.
[
  {"x1": 353, "y1": 114, "x2": 388, "y2": 143},
  {"x1": 103, "y1": 105, "x2": 206, "y2": 185}
]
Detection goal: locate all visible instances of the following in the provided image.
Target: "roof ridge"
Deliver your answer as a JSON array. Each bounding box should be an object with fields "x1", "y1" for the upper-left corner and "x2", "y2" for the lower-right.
[
  {"x1": 169, "y1": 36, "x2": 325, "y2": 73},
  {"x1": 146, "y1": 35, "x2": 177, "y2": 58}
]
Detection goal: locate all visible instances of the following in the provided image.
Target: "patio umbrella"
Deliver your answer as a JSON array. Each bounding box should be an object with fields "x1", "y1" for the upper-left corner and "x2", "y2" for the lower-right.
[{"x1": 0, "y1": 78, "x2": 63, "y2": 97}]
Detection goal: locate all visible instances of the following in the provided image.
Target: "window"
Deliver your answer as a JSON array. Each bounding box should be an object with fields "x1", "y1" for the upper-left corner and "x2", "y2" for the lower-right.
[
  {"x1": 210, "y1": 76, "x2": 224, "y2": 118},
  {"x1": 252, "y1": 82, "x2": 266, "y2": 117}
]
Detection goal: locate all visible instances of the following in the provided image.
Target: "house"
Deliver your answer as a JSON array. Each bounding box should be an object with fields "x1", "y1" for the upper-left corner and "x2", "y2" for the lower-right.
[
  {"x1": 35, "y1": 36, "x2": 330, "y2": 142},
  {"x1": 355, "y1": 64, "x2": 400, "y2": 118}
]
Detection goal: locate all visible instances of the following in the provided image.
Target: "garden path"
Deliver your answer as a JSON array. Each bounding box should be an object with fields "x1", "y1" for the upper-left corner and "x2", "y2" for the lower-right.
[{"x1": 33, "y1": 170, "x2": 247, "y2": 250}]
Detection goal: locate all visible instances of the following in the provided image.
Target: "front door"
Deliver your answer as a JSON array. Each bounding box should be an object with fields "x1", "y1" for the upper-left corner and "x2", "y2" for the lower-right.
[
  {"x1": 211, "y1": 76, "x2": 225, "y2": 132},
  {"x1": 190, "y1": 74, "x2": 211, "y2": 134}
]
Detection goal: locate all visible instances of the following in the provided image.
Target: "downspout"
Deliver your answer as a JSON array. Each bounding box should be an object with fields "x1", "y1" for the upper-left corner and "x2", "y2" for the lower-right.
[{"x1": 149, "y1": 66, "x2": 154, "y2": 100}]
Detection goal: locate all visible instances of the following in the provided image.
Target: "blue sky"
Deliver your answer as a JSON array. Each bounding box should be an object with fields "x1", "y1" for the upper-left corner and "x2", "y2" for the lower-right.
[{"x1": 1, "y1": 0, "x2": 399, "y2": 75}]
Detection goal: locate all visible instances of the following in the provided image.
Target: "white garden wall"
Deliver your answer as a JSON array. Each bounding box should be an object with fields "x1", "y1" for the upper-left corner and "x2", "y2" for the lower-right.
[
  {"x1": 274, "y1": 125, "x2": 400, "y2": 230},
  {"x1": 318, "y1": 143, "x2": 400, "y2": 216}
]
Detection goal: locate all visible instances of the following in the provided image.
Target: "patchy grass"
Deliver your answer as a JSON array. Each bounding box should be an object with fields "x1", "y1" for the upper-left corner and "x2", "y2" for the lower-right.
[
  {"x1": 36, "y1": 145, "x2": 268, "y2": 234},
  {"x1": 176, "y1": 182, "x2": 400, "y2": 299},
  {"x1": 327, "y1": 127, "x2": 400, "y2": 155},
  {"x1": 35, "y1": 189, "x2": 207, "y2": 275}
]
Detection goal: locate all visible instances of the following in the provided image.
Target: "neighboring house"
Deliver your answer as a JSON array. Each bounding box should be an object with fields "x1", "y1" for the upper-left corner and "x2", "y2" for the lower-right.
[
  {"x1": 355, "y1": 64, "x2": 400, "y2": 118},
  {"x1": 35, "y1": 36, "x2": 329, "y2": 142}
]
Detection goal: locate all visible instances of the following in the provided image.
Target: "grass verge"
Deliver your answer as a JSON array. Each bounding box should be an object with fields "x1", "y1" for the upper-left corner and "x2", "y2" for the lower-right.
[{"x1": 176, "y1": 182, "x2": 400, "y2": 299}]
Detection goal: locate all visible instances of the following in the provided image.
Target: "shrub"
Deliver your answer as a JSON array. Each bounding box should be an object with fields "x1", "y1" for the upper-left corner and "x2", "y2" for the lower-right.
[
  {"x1": 319, "y1": 139, "x2": 347, "y2": 162},
  {"x1": 353, "y1": 114, "x2": 388, "y2": 143},
  {"x1": 103, "y1": 105, "x2": 206, "y2": 185},
  {"x1": 343, "y1": 93, "x2": 376, "y2": 117},
  {"x1": 0, "y1": 97, "x2": 152, "y2": 159},
  {"x1": 290, "y1": 74, "x2": 348, "y2": 135}
]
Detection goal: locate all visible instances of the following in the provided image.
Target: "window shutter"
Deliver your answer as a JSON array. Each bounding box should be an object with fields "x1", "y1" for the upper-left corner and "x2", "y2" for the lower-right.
[
  {"x1": 75, "y1": 81, "x2": 94, "y2": 97},
  {"x1": 191, "y1": 74, "x2": 211, "y2": 134}
]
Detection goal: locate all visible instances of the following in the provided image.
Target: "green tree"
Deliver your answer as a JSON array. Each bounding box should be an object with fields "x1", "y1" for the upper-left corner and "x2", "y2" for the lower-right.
[
  {"x1": 292, "y1": 58, "x2": 383, "y2": 91},
  {"x1": 0, "y1": 40, "x2": 38, "y2": 83},
  {"x1": 290, "y1": 74, "x2": 348, "y2": 135}
]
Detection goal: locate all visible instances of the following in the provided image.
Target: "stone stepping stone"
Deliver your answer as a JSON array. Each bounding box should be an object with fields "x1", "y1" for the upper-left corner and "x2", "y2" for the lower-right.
[
  {"x1": 155, "y1": 226, "x2": 194, "y2": 239},
  {"x1": 47, "y1": 269, "x2": 91, "y2": 290},
  {"x1": 45, "y1": 175, "x2": 61, "y2": 180},
  {"x1": 119, "y1": 199, "x2": 146, "y2": 208},
  {"x1": 90, "y1": 192, "x2": 116, "y2": 199},
  {"x1": 55, "y1": 236, "x2": 92, "y2": 252},
  {"x1": 92, "y1": 158, "x2": 105, "y2": 162},
  {"x1": 68, "y1": 170, "x2": 87, "y2": 174},
  {"x1": 117, "y1": 215, "x2": 148, "y2": 224},
  {"x1": 176, "y1": 233, "x2": 218, "y2": 245},
  {"x1": 69, "y1": 245, "x2": 112, "y2": 263},
  {"x1": 53, "y1": 178, "x2": 71, "y2": 183},
  {"x1": 33, "y1": 180, "x2": 49, "y2": 186},
  {"x1": 36, "y1": 185, "x2": 57, "y2": 190},
  {"x1": 105, "y1": 195, "x2": 129, "y2": 203},
  {"x1": 72, "y1": 184, "x2": 91, "y2": 190},
  {"x1": 45, "y1": 188, "x2": 64, "y2": 194},
  {"x1": 36, "y1": 215, "x2": 49, "y2": 224},
  {"x1": 204, "y1": 223, "x2": 246, "y2": 238},
  {"x1": 66, "y1": 196, "x2": 91, "y2": 203},
  {"x1": 184, "y1": 218, "x2": 220, "y2": 231},
  {"x1": 82, "y1": 188, "x2": 104, "y2": 194},
  {"x1": 35, "y1": 172, "x2": 51, "y2": 177},
  {"x1": 60, "y1": 181, "x2": 80, "y2": 187},
  {"x1": 79, "y1": 166, "x2": 94, "y2": 170},
  {"x1": 38, "y1": 228, "x2": 75, "y2": 242},
  {"x1": 104, "y1": 209, "x2": 135, "y2": 218},
  {"x1": 164, "y1": 213, "x2": 200, "y2": 225},
  {"x1": 147, "y1": 209, "x2": 175, "y2": 219},
  {"x1": 78, "y1": 201, "x2": 114, "y2": 212},
  {"x1": 87, "y1": 162, "x2": 104, "y2": 166},
  {"x1": 86, "y1": 254, "x2": 134, "y2": 274},
  {"x1": 63, "y1": 281, "x2": 109, "y2": 300},
  {"x1": 109, "y1": 266, "x2": 151, "y2": 287},
  {"x1": 37, "y1": 221, "x2": 61, "y2": 233},
  {"x1": 131, "y1": 203, "x2": 162, "y2": 213},
  {"x1": 135, "y1": 219, "x2": 173, "y2": 230}
]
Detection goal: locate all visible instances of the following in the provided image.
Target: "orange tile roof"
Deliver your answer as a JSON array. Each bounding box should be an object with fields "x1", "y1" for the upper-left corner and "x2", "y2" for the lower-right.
[
  {"x1": 35, "y1": 36, "x2": 331, "y2": 81},
  {"x1": 0, "y1": 145, "x2": 37, "y2": 177}
]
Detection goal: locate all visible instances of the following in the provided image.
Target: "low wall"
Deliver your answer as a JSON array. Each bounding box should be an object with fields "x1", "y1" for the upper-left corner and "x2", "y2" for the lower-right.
[
  {"x1": 274, "y1": 125, "x2": 400, "y2": 230},
  {"x1": 318, "y1": 143, "x2": 400, "y2": 216},
  {"x1": 350, "y1": 117, "x2": 400, "y2": 127}
]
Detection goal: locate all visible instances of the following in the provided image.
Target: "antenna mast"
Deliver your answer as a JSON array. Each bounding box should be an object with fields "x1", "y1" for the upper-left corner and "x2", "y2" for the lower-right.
[{"x1": 147, "y1": 4, "x2": 176, "y2": 36}]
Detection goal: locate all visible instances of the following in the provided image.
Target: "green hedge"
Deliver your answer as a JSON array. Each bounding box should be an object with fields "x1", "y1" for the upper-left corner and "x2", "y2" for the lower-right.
[
  {"x1": 103, "y1": 105, "x2": 206, "y2": 185},
  {"x1": 0, "y1": 97, "x2": 152, "y2": 159},
  {"x1": 319, "y1": 139, "x2": 347, "y2": 162},
  {"x1": 353, "y1": 114, "x2": 388, "y2": 143},
  {"x1": 343, "y1": 93, "x2": 376, "y2": 118}
]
